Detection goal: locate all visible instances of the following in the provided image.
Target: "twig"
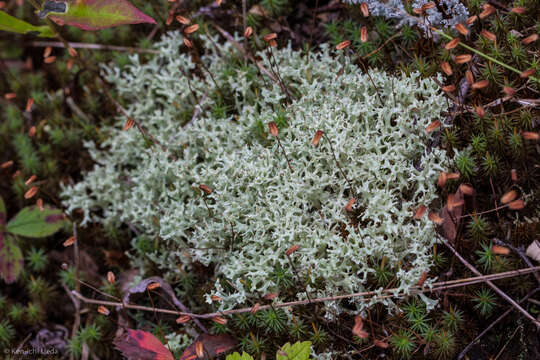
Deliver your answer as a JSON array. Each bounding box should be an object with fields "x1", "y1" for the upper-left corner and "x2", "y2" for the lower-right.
[
  {"x1": 276, "y1": 136, "x2": 293, "y2": 173},
  {"x1": 66, "y1": 97, "x2": 92, "y2": 123},
  {"x1": 457, "y1": 288, "x2": 540, "y2": 359},
  {"x1": 444, "y1": 241, "x2": 540, "y2": 326},
  {"x1": 361, "y1": 31, "x2": 402, "y2": 60},
  {"x1": 212, "y1": 23, "x2": 277, "y2": 83},
  {"x1": 72, "y1": 265, "x2": 540, "y2": 320},
  {"x1": 493, "y1": 238, "x2": 540, "y2": 285},
  {"x1": 29, "y1": 41, "x2": 159, "y2": 54},
  {"x1": 101, "y1": 82, "x2": 178, "y2": 161},
  {"x1": 322, "y1": 133, "x2": 354, "y2": 197},
  {"x1": 14, "y1": 333, "x2": 32, "y2": 354},
  {"x1": 183, "y1": 89, "x2": 208, "y2": 128},
  {"x1": 69, "y1": 223, "x2": 81, "y2": 360}
]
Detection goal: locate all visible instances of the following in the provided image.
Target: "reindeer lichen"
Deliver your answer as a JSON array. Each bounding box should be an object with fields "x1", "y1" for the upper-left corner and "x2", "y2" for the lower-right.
[
  {"x1": 62, "y1": 31, "x2": 449, "y2": 313},
  {"x1": 344, "y1": 0, "x2": 469, "y2": 35}
]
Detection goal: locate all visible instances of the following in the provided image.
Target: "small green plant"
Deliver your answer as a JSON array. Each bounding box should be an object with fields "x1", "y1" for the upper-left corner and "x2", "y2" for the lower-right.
[
  {"x1": 60, "y1": 266, "x2": 77, "y2": 289},
  {"x1": 257, "y1": 308, "x2": 288, "y2": 334},
  {"x1": 475, "y1": 242, "x2": 496, "y2": 272},
  {"x1": 289, "y1": 317, "x2": 308, "y2": 340},
  {"x1": 309, "y1": 323, "x2": 328, "y2": 347},
  {"x1": 25, "y1": 302, "x2": 45, "y2": 325},
  {"x1": 432, "y1": 331, "x2": 457, "y2": 359},
  {"x1": 27, "y1": 276, "x2": 56, "y2": 304},
  {"x1": 473, "y1": 288, "x2": 497, "y2": 317},
  {"x1": 8, "y1": 303, "x2": 25, "y2": 323},
  {"x1": 455, "y1": 149, "x2": 476, "y2": 179},
  {"x1": 228, "y1": 340, "x2": 311, "y2": 360},
  {"x1": 468, "y1": 215, "x2": 489, "y2": 242},
  {"x1": 239, "y1": 332, "x2": 266, "y2": 356},
  {"x1": 26, "y1": 247, "x2": 49, "y2": 272},
  {"x1": 408, "y1": 312, "x2": 430, "y2": 333},
  {"x1": 442, "y1": 306, "x2": 464, "y2": 333},
  {"x1": 390, "y1": 329, "x2": 416, "y2": 359},
  {"x1": 0, "y1": 319, "x2": 15, "y2": 347}
]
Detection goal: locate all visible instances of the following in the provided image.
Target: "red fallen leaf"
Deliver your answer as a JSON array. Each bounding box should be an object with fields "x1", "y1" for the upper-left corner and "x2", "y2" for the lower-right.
[
  {"x1": 113, "y1": 329, "x2": 174, "y2": 360},
  {"x1": 43, "y1": 0, "x2": 156, "y2": 31},
  {"x1": 352, "y1": 315, "x2": 369, "y2": 338},
  {"x1": 180, "y1": 334, "x2": 237, "y2": 360}
]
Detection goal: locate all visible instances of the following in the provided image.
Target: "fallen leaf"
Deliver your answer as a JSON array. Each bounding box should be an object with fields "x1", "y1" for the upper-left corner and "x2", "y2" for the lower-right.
[
  {"x1": 526, "y1": 240, "x2": 540, "y2": 262},
  {"x1": 114, "y1": 329, "x2": 174, "y2": 360},
  {"x1": 123, "y1": 277, "x2": 208, "y2": 332},
  {"x1": 180, "y1": 334, "x2": 237, "y2": 360},
  {"x1": 441, "y1": 187, "x2": 465, "y2": 242},
  {"x1": 352, "y1": 315, "x2": 369, "y2": 338},
  {"x1": 43, "y1": 0, "x2": 156, "y2": 30}
]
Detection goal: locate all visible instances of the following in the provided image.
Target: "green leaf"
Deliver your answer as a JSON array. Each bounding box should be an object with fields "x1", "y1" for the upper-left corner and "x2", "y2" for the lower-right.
[
  {"x1": 0, "y1": 10, "x2": 54, "y2": 37},
  {"x1": 276, "y1": 341, "x2": 312, "y2": 360},
  {"x1": 226, "y1": 352, "x2": 254, "y2": 360},
  {"x1": 0, "y1": 233, "x2": 23, "y2": 283},
  {"x1": 6, "y1": 205, "x2": 66, "y2": 238},
  {"x1": 41, "y1": 0, "x2": 156, "y2": 30}
]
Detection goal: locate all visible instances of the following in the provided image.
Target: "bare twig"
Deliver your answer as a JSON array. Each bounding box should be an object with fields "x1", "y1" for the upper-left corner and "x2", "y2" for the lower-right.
[
  {"x1": 493, "y1": 238, "x2": 540, "y2": 285},
  {"x1": 212, "y1": 23, "x2": 277, "y2": 83},
  {"x1": 100, "y1": 82, "x2": 178, "y2": 161},
  {"x1": 29, "y1": 41, "x2": 159, "y2": 54},
  {"x1": 66, "y1": 97, "x2": 92, "y2": 123},
  {"x1": 276, "y1": 136, "x2": 293, "y2": 173},
  {"x1": 458, "y1": 287, "x2": 540, "y2": 359},
  {"x1": 72, "y1": 265, "x2": 540, "y2": 320},
  {"x1": 183, "y1": 89, "x2": 208, "y2": 128},
  {"x1": 322, "y1": 133, "x2": 354, "y2": 197},
  {"x1": 444, "y1": 241, "x2": 540, "y2": 326},
  {"x1": 361, "y1": 31, "x2": 402, "y2": 60}
]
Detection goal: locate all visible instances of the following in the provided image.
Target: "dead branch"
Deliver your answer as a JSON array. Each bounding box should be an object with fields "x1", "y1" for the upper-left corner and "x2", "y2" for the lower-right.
[{"x1": 72, "y1": 265, "x2": 540, "y2": 320}]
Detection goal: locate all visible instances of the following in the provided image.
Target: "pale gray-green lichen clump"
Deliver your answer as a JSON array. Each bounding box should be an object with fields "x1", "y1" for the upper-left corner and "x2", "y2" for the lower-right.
[{"x1": 61, "y1": 31, "x2": 449, "y2": 314}]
